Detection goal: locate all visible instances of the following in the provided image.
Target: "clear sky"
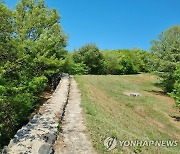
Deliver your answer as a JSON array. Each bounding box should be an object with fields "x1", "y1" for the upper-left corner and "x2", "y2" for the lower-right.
[{"x1": 6, "y1": 0, "x2": 180, "y2": 51}]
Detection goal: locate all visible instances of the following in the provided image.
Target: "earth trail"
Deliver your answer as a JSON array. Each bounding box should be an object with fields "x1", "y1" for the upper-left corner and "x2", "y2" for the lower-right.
[{"x1": 54, "y1": 76, "x2": 96, "y2": 154}]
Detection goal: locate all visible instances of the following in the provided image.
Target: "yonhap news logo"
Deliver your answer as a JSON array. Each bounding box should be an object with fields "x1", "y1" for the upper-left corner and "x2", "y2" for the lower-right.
[
  {"x1": 104, "y1": 137, "x2": 118, "y2": 151},
  {"x1": 104, "y1": 137, "x2": 178, "y2": 151}
]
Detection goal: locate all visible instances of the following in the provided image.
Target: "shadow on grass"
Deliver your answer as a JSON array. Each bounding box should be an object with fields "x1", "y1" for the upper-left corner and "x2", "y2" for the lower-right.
[
  {"x1": 144, "y1": 89, "x2": 169, "y2": 97},
  {"x1": 153, "y1": 82, "x2": 164, "y2": 89},
  {"x1": 145, "y1": 81, "x2": 170, "y2": 97},
  {"x1": 151, "y1": 90, "x2": 166, "y2": 95},
  {"x1": 170, "y1": 116, "x2": 180, "y2": 122}
]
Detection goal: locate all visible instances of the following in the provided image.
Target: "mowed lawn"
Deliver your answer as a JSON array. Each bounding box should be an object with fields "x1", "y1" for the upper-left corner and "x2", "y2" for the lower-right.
[{"x1": 75, "y1": 74, "x2": 180, "y2": 154}]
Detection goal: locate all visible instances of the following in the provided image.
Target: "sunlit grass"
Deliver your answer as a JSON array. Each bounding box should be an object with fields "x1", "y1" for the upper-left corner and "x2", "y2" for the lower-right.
[{"x1": 75, "y1": 74, "x2": 180, "y2": 154}]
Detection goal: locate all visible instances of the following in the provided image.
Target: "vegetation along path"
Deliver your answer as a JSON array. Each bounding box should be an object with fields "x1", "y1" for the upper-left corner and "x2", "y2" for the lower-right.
[{"x1": 2, "y1": 75, "x2": 95, "y2": 154}]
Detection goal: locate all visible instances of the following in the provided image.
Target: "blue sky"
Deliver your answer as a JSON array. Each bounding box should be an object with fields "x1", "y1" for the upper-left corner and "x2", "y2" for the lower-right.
[{"x1": 6, "y1": 0, "x2": 180, "y2": 51}]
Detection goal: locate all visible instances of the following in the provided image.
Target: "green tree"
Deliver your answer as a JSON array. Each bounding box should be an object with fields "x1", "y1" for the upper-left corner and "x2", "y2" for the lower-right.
[
  {"x1": 0, "y1": 4, "x2": 16, "y2": 147},
  {"x1": 73, "y1": 44, "x2": 104, "y2": 74},
  {"x1": 120, "y1": 50, "x2": 139, "y2": 74},
  {"x1": 0, "y1": 4, "x2": 13, "y2": 63},
  {"x1": 151, "y1": 25, "x2": 180, "y2": 92},
  {"x1": 102, "y1": 50, "x2": 124, "y2": 74},
  {"x1": 102, "y1": 50, "x2": 140, "y2": 75},
  {"x1": 171, "y1": 64, "x2": 180, "y2": 107},
  {"x1": 133, "y1": 49, "x2": 154, "y2": 72},
  {"x1": 0, "y1": 0, "x2": 67, "y2": 148},
  {"x1": 64, "y1": 53, "x2": 89, "y2": 75},
  {"x1": 13, "y1": 0, "x2": 67, "y2": 79}
]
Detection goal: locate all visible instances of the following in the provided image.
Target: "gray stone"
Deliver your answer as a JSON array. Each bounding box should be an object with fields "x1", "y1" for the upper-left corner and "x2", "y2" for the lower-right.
[
  {"x1": 43, "y1": 133, "x2": 57, "y2": 144},
  {"x1": 12, "y1": 138, "x2": 19, "y2": 144},
  {"x1": 38, "y1": 144, "x2": 52, "y2": 154},
  {"x1": 16, "y1": 129, "x2": 29, "y2": 138},
  {"x1": 1, "y1": 146, "x2": 8, "y2": 154}
]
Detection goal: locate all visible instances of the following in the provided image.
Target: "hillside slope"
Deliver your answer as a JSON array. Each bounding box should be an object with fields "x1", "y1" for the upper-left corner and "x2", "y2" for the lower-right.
[{"x1": 75, "y1": 74, "x2": 180, "y2": 154}]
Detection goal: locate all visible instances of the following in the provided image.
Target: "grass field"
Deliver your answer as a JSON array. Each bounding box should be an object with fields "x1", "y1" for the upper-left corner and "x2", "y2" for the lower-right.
[{"x1": 75, "y1": 74, "x2": 180, "y2": 154}]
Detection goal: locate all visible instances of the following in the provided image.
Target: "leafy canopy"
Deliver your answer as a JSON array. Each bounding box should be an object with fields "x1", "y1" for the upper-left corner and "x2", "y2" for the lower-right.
[
  {"x1": 0, "y1": 0, "x2": 67, "y2": 147},
  {"x1": 151, "y1": 25, "x2": 180, "y2": 92}
]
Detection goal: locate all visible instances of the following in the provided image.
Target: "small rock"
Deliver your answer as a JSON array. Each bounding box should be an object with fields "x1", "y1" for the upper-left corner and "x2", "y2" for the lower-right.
[
  {"x1": 43, "y1": 133, "x2": 56, "y2": 144},
  {"x1": 1, "y1": 146, "x2": 8, "y2": 154},
  {"x1": 130, "y1": 93, "x2": 140, "y2": 97},
  {"x1": 38, "y1": 144, "x2": 52, "y2": 154},
  {"x1": 16, "y1": 129, "x2": 28, "y2": 138}
]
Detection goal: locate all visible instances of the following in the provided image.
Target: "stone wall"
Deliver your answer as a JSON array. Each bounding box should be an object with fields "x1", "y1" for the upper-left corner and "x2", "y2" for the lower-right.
[{"x1": 2, "y1": 74, "x2": 70, "y2": 154}]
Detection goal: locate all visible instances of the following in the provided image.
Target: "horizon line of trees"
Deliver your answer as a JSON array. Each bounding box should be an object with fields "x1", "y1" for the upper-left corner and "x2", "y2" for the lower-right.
[
  {"x1": 64, "y1": 46, "x2": 153, "y2": 75},
  {"x1": 64, "y1": 25, "x2": 180, "y2": 108}
]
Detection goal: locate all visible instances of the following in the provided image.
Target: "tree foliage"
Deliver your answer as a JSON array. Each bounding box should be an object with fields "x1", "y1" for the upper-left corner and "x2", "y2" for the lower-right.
[
  {"x1": 64, "y1": 53, "x2": 89, "y2": 75},
  {"x1": 73, "y1": 44, "x2": 104, "y2": 74},
  {"x1": 151, "y1": 25, "x2": 180, "y2": 107},
  {"x1": 171, "y1": 64, "x2": 180, "y2": 107},
  {"x1": 151, "y1": 25, "x2": 180, "y2": 92},
  {"x1": 102, "y1": 49, "x2": 152, "y2": 75},
  {"x1": 66, "y1": 46, "x2": 152, "y2": 76},
  {"x1": 0, "y1": 0, "x2": 67, "y2": 147}
]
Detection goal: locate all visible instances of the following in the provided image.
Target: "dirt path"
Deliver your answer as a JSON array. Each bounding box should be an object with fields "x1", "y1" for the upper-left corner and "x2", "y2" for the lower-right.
[{"x1": 54, "y1": 77, "x2": 96, "y2": 154}]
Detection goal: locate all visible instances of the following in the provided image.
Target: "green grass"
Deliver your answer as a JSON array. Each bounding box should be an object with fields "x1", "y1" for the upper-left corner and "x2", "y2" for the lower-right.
[{"x1": 75, "y1": 74, "x2": 180, "y2": 154}]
